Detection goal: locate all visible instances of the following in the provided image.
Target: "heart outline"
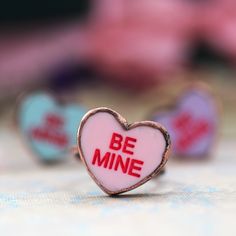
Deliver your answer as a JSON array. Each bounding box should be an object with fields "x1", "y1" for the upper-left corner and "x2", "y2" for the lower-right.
[
  {"x1": 77, "y1": 107, "x2": 171, "y2": 195},
  {"x1": 149, "y1": 82, "x2": 220, "y2": 159},
  {"x1": 16, "y1": 91, "x2": 87, "y2": 163}
]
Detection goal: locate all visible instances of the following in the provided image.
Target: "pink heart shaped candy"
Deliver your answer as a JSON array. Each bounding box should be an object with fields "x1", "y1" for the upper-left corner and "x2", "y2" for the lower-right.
[{"x1": 77, "y1": 107, "x2": 170, "y2": 195}]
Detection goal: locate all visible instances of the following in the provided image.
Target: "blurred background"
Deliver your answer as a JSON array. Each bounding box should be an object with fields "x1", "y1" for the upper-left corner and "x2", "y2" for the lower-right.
[
  {"x1": 1, "y1": 0, "x2": 235, "y2": 141},
  {"x1": 0, "y1": 1, "x2": 236, "y2": 235}
]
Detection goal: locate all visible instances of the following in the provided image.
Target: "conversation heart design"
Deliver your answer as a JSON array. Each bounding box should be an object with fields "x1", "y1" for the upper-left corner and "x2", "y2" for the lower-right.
[
  {"x1": 18, "y1": 92, "x2": 87, "y2": 162},
  {"x1": 151, "y1": 87, "x2": 218, "y2": 158},
  {"x1": 78, "y1": 107, "x2": 170, "y2": 195}
]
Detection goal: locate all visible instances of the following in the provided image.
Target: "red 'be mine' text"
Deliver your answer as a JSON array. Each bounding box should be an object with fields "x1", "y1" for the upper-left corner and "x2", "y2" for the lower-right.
[
  {"x1": 91, "y1": 133, "x2": 144, "y2": 178},
  {"x1": 30, "y1": 113, "x2": 68, "y2": 147}
]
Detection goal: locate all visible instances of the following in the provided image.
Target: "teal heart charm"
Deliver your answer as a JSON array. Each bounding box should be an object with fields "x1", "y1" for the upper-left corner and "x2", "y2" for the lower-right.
[{"x1": 18, "y1": 92, "x2": 87, "y2": 162}]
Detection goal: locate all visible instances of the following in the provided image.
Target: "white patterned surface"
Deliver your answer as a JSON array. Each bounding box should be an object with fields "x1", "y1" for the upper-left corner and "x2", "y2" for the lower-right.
[{"x1": 0, "y1": 125, "x2": 236, "y2": 236}]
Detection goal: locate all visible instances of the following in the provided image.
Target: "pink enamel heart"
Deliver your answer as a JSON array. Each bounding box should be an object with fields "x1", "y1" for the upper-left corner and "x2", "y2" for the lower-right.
[{"x1": 77, "y1": 107, "x2": 170, "y2": 195}]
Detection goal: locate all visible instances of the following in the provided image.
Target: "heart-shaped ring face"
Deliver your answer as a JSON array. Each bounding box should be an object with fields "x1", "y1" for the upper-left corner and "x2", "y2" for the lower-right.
[
  {"x1": 18, "y1": 92, "x2": 87, "y2": 162},
  {"x1": 151, "y1": 87, "x2": 219, "y2": 158},
  {"x1": 77, "y1": 107, "x2": 171, "y2": 195}
]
